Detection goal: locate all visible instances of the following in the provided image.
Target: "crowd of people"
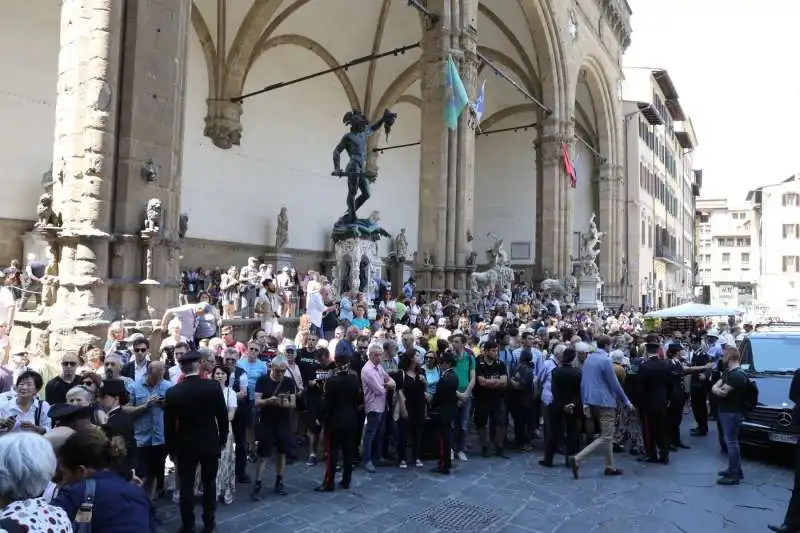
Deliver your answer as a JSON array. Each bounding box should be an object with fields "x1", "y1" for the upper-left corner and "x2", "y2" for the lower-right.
[{"x1": 0, "y1": 267, "x2": 782, "y2": 533}]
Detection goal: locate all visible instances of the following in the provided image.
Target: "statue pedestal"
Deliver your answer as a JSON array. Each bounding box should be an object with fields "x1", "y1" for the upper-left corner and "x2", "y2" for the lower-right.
[
  {"x1": 332, "y1": 237, "x2": 381, "y2": 304},
  {"x1": 575, "y1": 276, "x2": 604, "y2": 311},
  {"x1": 21, "y1": 231, "x2": 50, "y2": 264},
  {"x1": 263, "y1": 251, "x2": 293, "y2": 270}
]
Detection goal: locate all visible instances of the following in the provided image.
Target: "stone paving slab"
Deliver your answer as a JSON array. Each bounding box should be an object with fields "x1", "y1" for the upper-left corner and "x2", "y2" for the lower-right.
[{"x1": 154, "y1": 426, "x2": 794, "y2": 533}]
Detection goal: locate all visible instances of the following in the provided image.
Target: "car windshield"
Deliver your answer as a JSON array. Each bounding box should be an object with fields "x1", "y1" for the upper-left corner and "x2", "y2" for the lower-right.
[{"x1": 750, "y1": 336, "x2": 800, "y2": 372}]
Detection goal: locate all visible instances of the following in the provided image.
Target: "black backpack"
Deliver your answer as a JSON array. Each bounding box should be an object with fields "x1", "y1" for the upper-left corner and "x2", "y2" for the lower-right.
[{"x1": 740, "y1": 370, "x2": 759, "y2": 411}]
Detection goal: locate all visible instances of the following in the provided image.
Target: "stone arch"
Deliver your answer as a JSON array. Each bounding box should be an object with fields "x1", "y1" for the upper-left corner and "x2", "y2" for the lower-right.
[
  {"x1": 477, "y1": 3, "x2": 539, "y2": 95},
  {"x1": 476, "y1": 46, "x2": 536, "y2": 95},
  {"x1": 190, "y1": 3, "x2": 216, "y2": 98},
  {"x1": 248, "y1": 34, "x2": 361, "y2": 110},
  {"x1": 516, "y1": 0, "x2": 568, "y2": 120},
  {"x1": 224, "y1": 0, "x2": 285, "y2": 97},
  {"x1": 570, "y1": 55, "x2": 618, "y2": 164},
  {"x1": 396, "y1": 94, "x2": 422, "y2": 109},
  {"x1": 480, "y1": 104, "x2": 538, "y2": 130},
  {"x1": 371, "y1": 61, "x2": 421, "y2": 119}
]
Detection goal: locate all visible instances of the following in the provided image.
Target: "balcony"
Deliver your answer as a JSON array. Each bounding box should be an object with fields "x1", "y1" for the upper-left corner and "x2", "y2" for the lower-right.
[{"x1": 655, "y1": 246, "x2": 681, "y2": 267}]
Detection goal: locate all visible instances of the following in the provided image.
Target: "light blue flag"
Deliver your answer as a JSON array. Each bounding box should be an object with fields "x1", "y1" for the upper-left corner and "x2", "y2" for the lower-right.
[{"x1": 445, "y1": 56, "x2": 469, "y2": 130}]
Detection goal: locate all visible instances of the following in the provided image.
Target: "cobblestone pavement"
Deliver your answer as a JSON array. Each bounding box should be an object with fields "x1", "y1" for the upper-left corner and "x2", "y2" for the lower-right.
[{"x1": 155, "y1": 425, "x2": 794, "y2": 533}]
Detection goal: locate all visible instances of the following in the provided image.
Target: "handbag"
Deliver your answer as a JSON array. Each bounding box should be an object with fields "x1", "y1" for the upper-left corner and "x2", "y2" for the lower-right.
[{"x1": 73, "y1": 478, "x2": 96, "y2": 533}]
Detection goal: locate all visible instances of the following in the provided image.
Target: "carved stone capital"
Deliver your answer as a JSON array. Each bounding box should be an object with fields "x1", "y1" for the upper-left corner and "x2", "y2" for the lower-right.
[{"x1": 204, "y1": 99, "x2": 243, "y2": 149}]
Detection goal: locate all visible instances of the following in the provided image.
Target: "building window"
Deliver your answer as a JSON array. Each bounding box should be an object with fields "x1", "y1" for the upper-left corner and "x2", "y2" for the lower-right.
[
  {"x1": 741, "y1": 252, "x2": 750, "y2": 265},
  {"x1": 722, "y1": 253, "x2": 730, "y2": 265},
  {"x1": 735, "y1": 237, "x2": 751, "y2": 247},
  {"x1": 783, "y1": 256, "x2": 799, "y2": 273},
  {"x1": 783, "y1": 193, "x2": 799, "y2": 207},
  {"x1": 783, "y1": 224, "x2": 800, "y2": 239}
]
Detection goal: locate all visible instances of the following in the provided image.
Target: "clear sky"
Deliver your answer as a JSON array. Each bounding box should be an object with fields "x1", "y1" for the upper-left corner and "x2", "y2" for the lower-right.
[{"x1": 623, "y1": 0, "x2": 800, "y2": 202}]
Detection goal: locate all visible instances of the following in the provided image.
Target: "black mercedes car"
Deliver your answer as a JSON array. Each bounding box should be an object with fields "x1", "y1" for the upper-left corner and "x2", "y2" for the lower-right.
[{"x1": 738, "y1": 330, "x2": 800, "y2": 448}]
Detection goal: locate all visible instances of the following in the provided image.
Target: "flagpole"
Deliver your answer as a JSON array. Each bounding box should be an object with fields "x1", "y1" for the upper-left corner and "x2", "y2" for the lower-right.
[
  {"x1": 372, "y1": 122, "x2": 537, "y2": 154},
  {"x1": 476, "y1": 51, "x2": 552, "y2": 116},
  {"x1": 231, "y1": 42, "x2": 421, "y2": 103},
  {"x1": 573, "y1": 134, "x2": 607, "y2": 163}
]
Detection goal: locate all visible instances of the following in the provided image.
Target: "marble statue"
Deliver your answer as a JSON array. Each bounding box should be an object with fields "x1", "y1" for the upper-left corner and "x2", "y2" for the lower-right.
[
  {"x1": 564, "y1": 274, "x2": 578, "y2": 304},
  {"x1": 178, "y1": 213, "x2": 189, "y2": 239},
  {"x1": 275, "y1": 207, "x2": 289, "y2": 249},
  {"x1": 423, "y1": 250, "x2": 433, "y2": 266},
  {"x1": 41, "y1": 249, "x2": 59, "y2": 308},
  {"x1": 35, "y1": 192, "x2": 60, "y2": 228},
  {"x1": 579, "y1": 213, "x2": 603, "y2": 278},
  {"x1": 332, "y1": 108, "x2": 397, "y2": 223},
  {"x1": 143, "y1": 198, "x2": 162, "y2": 233},
  {"x1": 486, "y1": 233, "x2": 509, "y2": 267},
  {"x1": 466, "y1": 251, "x2": 478, "y2": 267},
  {"x1": 393, "y1": 228, "x2": 409, "y2": 261}
]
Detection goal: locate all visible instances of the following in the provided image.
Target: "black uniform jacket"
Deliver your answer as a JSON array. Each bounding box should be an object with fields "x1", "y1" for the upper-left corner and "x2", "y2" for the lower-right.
[
  {"x1": 639, "y1": 357, "x2": 674, "y2": 412},
  {"x1": 320, "y1": 370, "x2": 362, "y2": 430},
  {"x1": 164, "y1": 375, "x2": 228, "y2": 458},
  {"x1": 431, "y1": 369, "x2": 459, "y2": 424}
]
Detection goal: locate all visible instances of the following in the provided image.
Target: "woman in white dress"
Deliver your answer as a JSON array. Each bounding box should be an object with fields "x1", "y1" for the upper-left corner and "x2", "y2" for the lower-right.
[{"x1": 212, "y1": 365, "x2": 238, "y2": 504}]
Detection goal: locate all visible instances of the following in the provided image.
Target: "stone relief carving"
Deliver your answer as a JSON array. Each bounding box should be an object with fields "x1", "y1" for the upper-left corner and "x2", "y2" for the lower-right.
[
  {"x1": 275, "y1": 207, "x2": 289, "y2": 250},
  {"x1": 466, "y1": 251, "x2": 477, "y2": 268},
  {"x1": 141, "y1": 160, "x2": 158, "y2": 183},
  {"x1": 204, "y1": 100, "x2": 243, "y2": 149},
  {"x1": 143, "y1": 198, "x2": 162, "y2": 233},
  {"x1": 35, "y1": 192, "x2": 61, "y2": 228},
  {"x1": 423, "y1": 250, "x2": 433, "y2": 266}
]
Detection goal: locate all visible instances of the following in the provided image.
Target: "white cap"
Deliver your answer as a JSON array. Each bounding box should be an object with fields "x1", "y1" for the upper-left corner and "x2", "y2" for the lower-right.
[{"x1": 706, "y1": 328, "x2": 720, "y2": 338}]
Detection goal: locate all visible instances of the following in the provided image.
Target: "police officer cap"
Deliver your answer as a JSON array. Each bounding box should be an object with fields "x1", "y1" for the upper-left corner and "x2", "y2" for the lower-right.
[
  {"x1": 667, "y1": 342, "x2": 683, "y2": 354},
  {"x1": 179, "y1": 350, "x2": 203, "y2": 363},
  {"x1": 645, "y1": 333, "x2": 660, "y2": 345},
  {"x1": 48, "y1": 402, "x2": 93, "y2": 422}
]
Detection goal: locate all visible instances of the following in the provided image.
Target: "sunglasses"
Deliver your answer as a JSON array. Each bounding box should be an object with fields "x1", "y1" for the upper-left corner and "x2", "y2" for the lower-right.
[
  {"x1": 61, "y1": 361, "x2": 78, "y2": 367},
  {"x1": 133, "y1": 348, "x2": 148, "y2": 353},
  {"x1": 225, "y1": 358, "x2": 238, "y2": 363},
  {"x1": 249, "y1": 347, "x2": 260, "y2": 352},
  {"x1": 82, "y1": 381, "x2": 94, "y2": 387}
]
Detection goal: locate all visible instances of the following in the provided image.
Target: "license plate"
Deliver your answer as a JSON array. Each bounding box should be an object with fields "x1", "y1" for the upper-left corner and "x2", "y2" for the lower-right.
[{"x1": 769, "y1": 432, "x2": 798, "y2": 444}]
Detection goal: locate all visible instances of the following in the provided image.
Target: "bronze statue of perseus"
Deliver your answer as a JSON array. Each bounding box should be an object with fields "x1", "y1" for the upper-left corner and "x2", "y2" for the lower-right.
[{"x1": 332, "y1": 108, "x2": 397, "y2": 223}]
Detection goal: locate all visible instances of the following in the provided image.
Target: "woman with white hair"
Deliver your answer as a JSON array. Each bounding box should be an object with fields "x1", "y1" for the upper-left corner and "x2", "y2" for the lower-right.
[
  {"x1": 0, "y1": 432, "x2": 72, "y2": 531},
  {"x1": 160, "y1": 318, "x2": 186, "y2": 352}
]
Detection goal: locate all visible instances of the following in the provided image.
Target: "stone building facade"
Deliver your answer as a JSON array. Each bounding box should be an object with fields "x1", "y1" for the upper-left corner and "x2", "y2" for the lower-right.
[{"x1": 0, "y1": 0, "x2": 631, "y2": 348}]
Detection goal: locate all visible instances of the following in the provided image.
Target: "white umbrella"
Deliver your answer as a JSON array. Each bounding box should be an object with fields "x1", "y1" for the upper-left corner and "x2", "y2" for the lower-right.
[{"x1": 645, "y1": 302, "x2": 742, "y2": 318}]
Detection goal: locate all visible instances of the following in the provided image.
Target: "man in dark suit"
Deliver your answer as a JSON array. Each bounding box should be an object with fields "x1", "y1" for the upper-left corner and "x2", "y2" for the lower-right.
[
  {"x1": 121, "y1": 335, "x2": 150, "y2": 381},
  {"x1": 99, "y1": 378, "x2": 136, "y2": 481},
  {"x1": 316, "y1": 352, "x2": 362, "y2": 491},
  {"x1": 664, "y1": 343, "x2": 690, "y2": 450},
  {"x1": 540, "y1": 347, "x2": 582, "y2": 467},
  {"x1": 164, "y1": 350, "x2": 228, "y2": 533},
  {"x1": 637, "y1": 344, "x2": 673, "y2": 464},
  {"x1": 430, "y1": 350, "x2": 459, "y2": 475},
  {"x1": 769, "y1": 369, "x2": 800, "y2": 533}
]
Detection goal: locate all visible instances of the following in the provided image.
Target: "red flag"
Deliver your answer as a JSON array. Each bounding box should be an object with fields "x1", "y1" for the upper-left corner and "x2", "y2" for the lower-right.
[{"x1": 562, "y1": 143, "x2": 577, "y2": 188}]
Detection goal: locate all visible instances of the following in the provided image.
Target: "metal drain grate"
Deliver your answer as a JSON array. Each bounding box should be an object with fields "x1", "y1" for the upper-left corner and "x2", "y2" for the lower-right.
[{"x1": 410, "y1": 498, "x2": 505, "y2": 531}]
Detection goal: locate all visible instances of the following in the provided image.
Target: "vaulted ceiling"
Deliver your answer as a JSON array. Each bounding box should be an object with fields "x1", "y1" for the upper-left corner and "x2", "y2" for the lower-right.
[{"x1": 191, "y1": 0, "x2": 551, "y2": 129}]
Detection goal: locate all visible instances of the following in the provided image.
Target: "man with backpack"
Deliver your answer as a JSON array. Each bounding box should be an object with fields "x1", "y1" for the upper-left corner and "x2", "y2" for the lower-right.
[{"x1": 711, "y1": 346, "x2": 756, "y2": 485}]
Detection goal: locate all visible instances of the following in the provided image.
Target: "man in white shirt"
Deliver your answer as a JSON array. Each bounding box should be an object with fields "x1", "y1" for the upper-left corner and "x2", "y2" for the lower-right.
[{"x1": 306, "y1": 282, "x2": 334, "y2": 338}]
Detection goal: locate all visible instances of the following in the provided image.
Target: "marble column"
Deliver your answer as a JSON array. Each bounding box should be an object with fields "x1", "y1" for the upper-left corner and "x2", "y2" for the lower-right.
[
  {"x1": 50, "y1": 0, "x2": 126, "y2": 351},
  {"x1": 535, "y1": 118, "x2": 571, "y2": 279},
  {"x1": 108, "y1": 0, "x2": 191, "y2": 320},
  {"x1": 417, "y1": 0, "x2": 477, "y2": 295}
]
